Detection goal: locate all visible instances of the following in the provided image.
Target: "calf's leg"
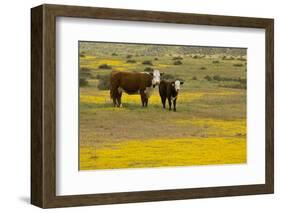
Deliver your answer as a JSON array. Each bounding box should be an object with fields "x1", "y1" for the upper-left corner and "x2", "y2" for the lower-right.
[
  {"x1": 173, "y1": 99, "x2": 177, "y2": 112},
  {"x1": 161, "y1": 96, "x2": 166, "y2": 109},
  {"x1": 168, "y1": 97, "x2": 172, "y2": 111}
]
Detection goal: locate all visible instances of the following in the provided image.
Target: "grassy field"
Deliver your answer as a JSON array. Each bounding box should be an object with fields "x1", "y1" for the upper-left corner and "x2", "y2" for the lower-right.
[{"x1": 79, "y1": 42, "x2": 247, "y2": 170}]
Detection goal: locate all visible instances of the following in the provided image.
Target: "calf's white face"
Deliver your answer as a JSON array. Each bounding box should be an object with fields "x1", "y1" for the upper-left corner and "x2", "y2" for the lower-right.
[
  {"x1": 152, "y1": 70, "x2": 161, "y2": 86},
  {"x1": 174, "y1": 80, "x2": 181, "y2": 92}
]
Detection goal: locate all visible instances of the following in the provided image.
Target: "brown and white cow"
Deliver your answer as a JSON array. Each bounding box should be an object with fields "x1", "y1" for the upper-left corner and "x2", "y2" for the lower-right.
[
  {"x1": 159, "y1": 80, "x2": 184, "y2": 111},
  {"x1": 110, "y1": 70, "x2": 162, "y2": 107}
]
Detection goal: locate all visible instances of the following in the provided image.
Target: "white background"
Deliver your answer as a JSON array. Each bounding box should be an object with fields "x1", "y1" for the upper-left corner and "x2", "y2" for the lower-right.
[
  {"x1": 57, "y1": 18, "x2": 265, "y2": 195},
  {"x1": 0, "y1": 0, "x2": 279, "y2": 212}
]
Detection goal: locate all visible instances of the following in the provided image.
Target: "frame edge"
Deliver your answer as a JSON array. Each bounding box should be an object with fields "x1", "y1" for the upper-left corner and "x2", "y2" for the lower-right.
[
  {"x1": 31, "y1": 5, "x2": 44, "y2": 208},
  {"x1": 265, "y1": 19, "x2": 274, "y2": 194},
  {"x1": 31, "y1": 4, "x2": 275, "y2": 208}
]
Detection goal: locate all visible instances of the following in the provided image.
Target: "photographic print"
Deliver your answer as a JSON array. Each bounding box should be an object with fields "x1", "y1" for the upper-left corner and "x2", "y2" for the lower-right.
[{"x1": 79, "y1": 41, "x2": 247, "y2": 171}]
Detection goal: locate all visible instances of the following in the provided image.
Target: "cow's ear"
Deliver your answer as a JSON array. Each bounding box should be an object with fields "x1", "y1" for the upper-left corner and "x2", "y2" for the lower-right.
[
  {"x1": 160, "y1": 72, "x2": 164, "y2": 76},
  {"x1": 180, "y1": 81, "x2": 184, "y2": 85}
]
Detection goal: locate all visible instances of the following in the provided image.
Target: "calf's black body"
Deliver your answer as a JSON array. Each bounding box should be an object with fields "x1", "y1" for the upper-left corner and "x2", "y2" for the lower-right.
[{"x1": 159, "y1": 80, "x2": 180, "y2": 111}]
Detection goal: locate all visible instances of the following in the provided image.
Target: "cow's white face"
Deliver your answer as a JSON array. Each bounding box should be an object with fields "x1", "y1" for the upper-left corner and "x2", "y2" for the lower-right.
[
  {"x1": 174, "y1": 80, "x2": 184, "y2": 92},
  {"x1": 151, "y1": 70, "x2": 161, "y2": 86}
]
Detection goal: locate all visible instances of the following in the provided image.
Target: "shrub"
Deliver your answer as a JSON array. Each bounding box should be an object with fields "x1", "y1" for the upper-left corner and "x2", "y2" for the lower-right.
[
  {"x1": 219, "y1": 82, "x2": 246, "y2": 90},
  {"x1": 80, "y1": 67, "x2": 90, "y2": 72},
  {"x1": 192, "y1": 76, "x2": 197, "y2": 80},
  {"x1": 162, "y1": 74, "x2": 176, "y2": 80},
  {"x1": 80, "y1": 67, "x2": 92, "y2": 78},
  {"x1": 126, "y1": 59, "x2": 136, "y2": 63},
  {"x1": 142, "y1": 60, "x2": 153, "y2": 65},
  {"x1": 222, "y1": 56, "x2": 235, "y2": 60},
  {"x1": 212, "y1": 60, "x2": 220, "y2": 64},
  {"x1": 173, "y1": 56, "x2": 183, "y2": 60},
  {"x1": 144, "y1": 67, "x2": 154, "y2": 72},
  {"x1": 233, "y1": 63, "x2": 244, "y2": 67},
  {"x1": 97, "y1": 75, "x2": 110, "y2": 90},
  {"x1": 237, "y1": 57, "x2": 246, "y2": 61},
  {"x1": 239, "y1": 78, "x2": 246, "y2": 84},
  {"x1": 213, "y1": 75, "x2": 222, "y2": 81},
  {"x1": 204, "y1": 75, "x2": 212, "y2": 81},
  {"x1": 192, "y1": 55, "x2": 199, "y2": 59},
  {"x1": 79, "y1": 78, "x2": 88, "y2": 87},
  {"x1": 112, "y1": 53, "x2": 118, "y2": 56},
  {"x1": 126, "y1": 54, "x2": 133, "y2": 59},
  {"x1": 98, "y1": 64, "x2": 112, "y2": 69},
  {"x1": 200, "y1": 67, "x2": 206, "y2": 70},
  {"x1": 154, "y1": 57, "x2": 158, "y2": 60},
  {"x1": 79, "y1": 53, "x2": 85, "y2": 58},
  {"x1": 174, "y1": 60, "x2": 183, "y2": 65}
]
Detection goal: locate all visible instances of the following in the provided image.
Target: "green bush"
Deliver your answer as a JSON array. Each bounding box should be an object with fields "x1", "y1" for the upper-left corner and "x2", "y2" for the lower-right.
[
  {"x1": 80, "y1": 67, "x2": 92, "y2": 79},
  {"x1": 213, "y1": 75, "x2": 222, "y2": 81},
  {"x1": 172, "y1": 56, "x2": 183, "y2": 60},
  {"x1": 211, "y1": 75, "x2": 247, "y2": 89},
  {"x1": 112, "y1": 53, "x2": 118, "y2": 56},
  {"x1": 233, "y1": 63, "x2": 244, "y2": 67},
  {"x1": 200, "y1": 67, "x2": 206, "y2": 70},
  {"x1": 144, "y1": 67, "x2": 154, "y2": 72},
  {"x1": 154, "y1": 57, "x2": 158, "y2": 60},
  {"x1": 142, "y1": 60, "x2": 153, "y2": 65},
  {"x1": 219, "y1": 83, "x2": 246, "y2": 90},
  {"x1": 79, "y1": 78, "x2": 88, "y2": 87},
  {"x1": 204, "y1": 75, "x2": 212, "y2": 81},
  {"x1": 79, "y1": 53, "x2": 85, "y2": 58},
  {"x1": 222, "y1": 56, "x2": 235, "y2": 60},
  {"x1": 237, "y1": 57, "x2": 246, "y2": 61},
  {"x1": 97, "y1": 75, "x2": 110, "y2": 90},
  {"x1": 126, "y1": 59, "x2": 136, "y2": 63},
  {"x1": 174, "y1": 60, "x2": 183, "y2": 65},
  {"x1": 126, "y1": 54, "x2": 133, "y2": 59},
  {"x1": 192, "y1": 76, "x2": 197, "y2": 80},
  {"x1": 162, "y1": 74, "x2": 176, "y2": 80},
  {"x1": 212, "y1": 60, "x2": 220, "y2": 64},
  {"x1": 98, "y1": 64, "x2": 112, "y2": 69},
  {"x1": 80, "y1": 67, "x2": 90, "y2": 72},
  {"x1": 239, "y1": 78, "x2": 246, "y2": 84}
]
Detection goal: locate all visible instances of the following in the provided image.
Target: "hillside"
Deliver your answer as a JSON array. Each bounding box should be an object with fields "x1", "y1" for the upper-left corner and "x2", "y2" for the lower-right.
[{"x1": 79, "y1": 41, "x2": 246, "y2": 57}]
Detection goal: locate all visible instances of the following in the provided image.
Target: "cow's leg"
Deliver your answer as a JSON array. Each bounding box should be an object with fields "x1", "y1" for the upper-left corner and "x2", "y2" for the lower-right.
[
  {"x1": 168, "y1": 97, "x2": 172, "y2": 111},
  {"x1": 161, "y1": 96, "x2": 166, "y2": 109},
  {"x1": 140, "y1": 90, "x2": 146, "y2": 107},
  {"x1": 117, "y1": 92, "x2": 122, "y2": 107},
  {"x1": 110, "y1": 88, "x2": 118, "y2": 107},
  {"x1": 145, "y1": 98, "x2": 148, "y2": 107},
  {"x1": 173, "y1": 99, "x2": 177, "y2": 112}
]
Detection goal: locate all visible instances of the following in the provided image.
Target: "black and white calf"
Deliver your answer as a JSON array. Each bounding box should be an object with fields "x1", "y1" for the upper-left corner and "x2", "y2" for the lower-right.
[{"x1": 159, "y1": 80, "x2": 184, "y2": 111}]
